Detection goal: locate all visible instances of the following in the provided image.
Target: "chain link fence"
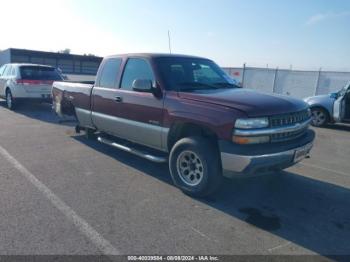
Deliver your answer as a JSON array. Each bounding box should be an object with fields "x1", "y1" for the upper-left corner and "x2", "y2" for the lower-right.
[{"x1": 222, "y1": 66, "x2": 350, "y2": 99}]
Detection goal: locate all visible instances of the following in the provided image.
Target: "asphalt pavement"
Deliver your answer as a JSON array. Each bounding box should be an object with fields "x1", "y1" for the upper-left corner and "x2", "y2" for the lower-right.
[{"x1": 0, "y1": 101, "x2": 349, "y2": 258}]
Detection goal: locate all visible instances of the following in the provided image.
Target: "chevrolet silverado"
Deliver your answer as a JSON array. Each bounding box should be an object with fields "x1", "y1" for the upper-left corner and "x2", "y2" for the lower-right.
[{"x1": 52, "y1": 54, "x2": 315, "y2": 197}]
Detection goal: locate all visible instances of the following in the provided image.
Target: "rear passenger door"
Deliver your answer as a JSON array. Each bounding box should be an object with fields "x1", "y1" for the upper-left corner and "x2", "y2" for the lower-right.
[
  {"x1": 91, "y1": 58, "x2": 123, "y2": 133},
  {"x1": 333, "y1": 86, "x2": 348, "y2": 123}
]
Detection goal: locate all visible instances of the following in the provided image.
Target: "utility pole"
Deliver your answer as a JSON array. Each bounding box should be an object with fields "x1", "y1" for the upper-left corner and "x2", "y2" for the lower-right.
[
  {"x1": 272, "y1": 67, "x2": 279, "y2": 93},
  {"x1": 315, "y1": 67, "x2": 322, "y2": 95},
  {"x1": 168, "y1": 30, "x2": 172, "y2": 54},
  {"x1": 241, "y1": 63, "x2": 246, "y2": 88}
]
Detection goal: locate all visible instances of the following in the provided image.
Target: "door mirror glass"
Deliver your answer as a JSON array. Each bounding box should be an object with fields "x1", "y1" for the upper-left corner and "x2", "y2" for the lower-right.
[{"x1": 132, "y1": 79, "x2": 153, "y2": 92}]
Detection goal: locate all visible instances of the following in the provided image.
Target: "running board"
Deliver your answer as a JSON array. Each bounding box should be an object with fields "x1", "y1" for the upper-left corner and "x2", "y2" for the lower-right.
[{"x1": 97, "y1": 136, "x2": 167, "y2": 163}]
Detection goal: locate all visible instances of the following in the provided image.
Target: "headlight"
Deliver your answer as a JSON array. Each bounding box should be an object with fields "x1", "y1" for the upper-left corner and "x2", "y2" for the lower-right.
[
  {"x1": 307, "y1": 108, "x2": 312, "y2": 117},
  {"x1": 235, "y1": 117, "x2": 269, "y2": 129},
  {"x1": 233, "y1": 117, "x2": 269, "y2": 144}
]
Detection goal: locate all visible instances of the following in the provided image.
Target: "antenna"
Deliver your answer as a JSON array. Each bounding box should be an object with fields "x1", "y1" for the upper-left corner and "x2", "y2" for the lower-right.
[{"x1": 168, "y1": 30, "x2": 172, "y2": 54}]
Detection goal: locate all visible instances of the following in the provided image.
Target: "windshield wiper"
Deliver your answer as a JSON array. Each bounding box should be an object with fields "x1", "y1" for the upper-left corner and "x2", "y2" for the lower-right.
[
  {"x1": 213, "y1": 82, "x2": 240, "y2": 88},
  {"x1": 177, "y1": 82, "x2": 220, "y2": 91}
]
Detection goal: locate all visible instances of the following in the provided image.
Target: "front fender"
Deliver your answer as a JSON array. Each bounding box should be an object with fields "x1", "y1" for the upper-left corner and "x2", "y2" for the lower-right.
[{"x1": 304, "y1": 96, "x2": 334, "y2": 117}]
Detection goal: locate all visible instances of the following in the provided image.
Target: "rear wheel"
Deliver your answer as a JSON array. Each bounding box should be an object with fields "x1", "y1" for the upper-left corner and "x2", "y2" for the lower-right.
[
  {"x1": 169, "y1": 136, "x2": 222, "y2": 197},
  {"x1": 311, "y1": 107, "x2": 329, "y2": 127},
  {"x1": 6, "y1": 90, "x2": 16, "y2": 110}
]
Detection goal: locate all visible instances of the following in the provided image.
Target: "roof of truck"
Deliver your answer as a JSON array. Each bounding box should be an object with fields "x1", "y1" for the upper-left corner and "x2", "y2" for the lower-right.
[{"x1": 105, "y1": 53, "x2": 211, "y2": 60}]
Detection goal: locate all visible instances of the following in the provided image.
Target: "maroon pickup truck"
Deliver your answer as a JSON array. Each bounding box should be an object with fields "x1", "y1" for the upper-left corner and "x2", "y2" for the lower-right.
[{"x1": 52, "y1": 53, "x2": 315, "y2": 197}]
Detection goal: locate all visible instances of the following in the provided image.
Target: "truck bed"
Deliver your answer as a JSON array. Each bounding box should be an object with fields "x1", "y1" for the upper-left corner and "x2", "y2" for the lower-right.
[{"x1": 52, "y1": 81, "x2": 94, "y2": 117}]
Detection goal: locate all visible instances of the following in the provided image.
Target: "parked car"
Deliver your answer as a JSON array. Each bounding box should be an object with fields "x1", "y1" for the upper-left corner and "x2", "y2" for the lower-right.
[
  {"x1": 0, "y1": 63, "x2": 63, "y2": 110},
  {"x1": 304, "y1": 81, "x2": 350, "y2": 127},
  {"x1": 52, "y1": 53, "x2": 315, "y2": 197}
]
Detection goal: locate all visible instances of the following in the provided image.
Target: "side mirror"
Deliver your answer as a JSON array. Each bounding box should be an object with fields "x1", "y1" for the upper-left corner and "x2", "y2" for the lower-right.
[{"x1": 132, "y1": 79, "x2": 153, "y2": 92}]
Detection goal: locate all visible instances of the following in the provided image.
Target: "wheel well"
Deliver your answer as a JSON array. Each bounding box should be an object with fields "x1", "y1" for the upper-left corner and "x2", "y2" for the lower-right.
[
  {"x1": 310, "y1": 106, "x2": 331, "y2": 119},
  {"x1": 61, "y1": 101, "x2": 76, "y2": 116},
  {"x1": 168, "y1": 123, "x2": 218, "y2": 150},
  {"x1": 60, "y1": 92, "x2": 76, "y2": 116},
  {"x1": 4, "y1": 87, "x2": 11, "y2": 99}
]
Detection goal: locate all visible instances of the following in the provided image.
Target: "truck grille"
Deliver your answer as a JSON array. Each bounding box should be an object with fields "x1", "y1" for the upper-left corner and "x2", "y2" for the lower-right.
[
  {"x1": 271, "y1": 127, "x2": 308, "y2": 142},
  {"x1": 270, "y1": 109, "x2": 310, "y2": 128},
  {"x1": 270, "y1": 109, "x2": 311, "y2": 142}
]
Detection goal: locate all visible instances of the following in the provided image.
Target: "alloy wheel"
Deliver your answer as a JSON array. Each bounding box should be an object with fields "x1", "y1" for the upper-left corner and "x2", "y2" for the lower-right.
[
  {"x1": 176, "y1": 150, "x2": 204, "y2": 186},
  {"x1": 311, "y1": 109, "x2": 326, "y2": 126}
]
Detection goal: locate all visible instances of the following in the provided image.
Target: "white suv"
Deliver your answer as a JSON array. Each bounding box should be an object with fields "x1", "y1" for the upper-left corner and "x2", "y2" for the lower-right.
[{"x1": 0, "y1": 63, "x2": 63, "y2": 110}]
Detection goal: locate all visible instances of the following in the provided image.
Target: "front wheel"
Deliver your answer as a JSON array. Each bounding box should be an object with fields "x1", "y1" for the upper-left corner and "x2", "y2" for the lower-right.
[
  {"x1": 311, "y1": 107, "x2": 329, "y2": 127},
  {"x1": 6, "y1": 90, "x2": 16, "y2": 110},
  {"x1": 169, "y1": 137, "x2": 223, "y2": 197}
]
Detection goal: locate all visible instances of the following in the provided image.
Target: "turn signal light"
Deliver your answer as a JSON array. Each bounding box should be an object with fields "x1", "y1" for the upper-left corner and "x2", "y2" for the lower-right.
[{"x1": 232, "y1": 135, "x2": 270, "y2": 144}]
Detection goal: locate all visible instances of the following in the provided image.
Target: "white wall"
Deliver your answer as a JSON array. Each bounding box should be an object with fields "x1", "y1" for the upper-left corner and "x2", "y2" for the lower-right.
[{"x1": 223, "y1": 67, "x2": 350, "y2": 98}]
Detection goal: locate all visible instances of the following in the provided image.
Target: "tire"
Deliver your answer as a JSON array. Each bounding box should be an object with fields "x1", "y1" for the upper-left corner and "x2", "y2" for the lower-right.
[
  {"x1": 85, "y1": 128, "x2": 96, "y2": 140},
  {"x1": 169, "y1": 136, "x2": 223, "y2": 197},
  {"x1": 5, "y1": 89, "x2": 16, "y2": 110},
  {"x1": 311, "y1": 107, "x2": 329, "y2": 127}
]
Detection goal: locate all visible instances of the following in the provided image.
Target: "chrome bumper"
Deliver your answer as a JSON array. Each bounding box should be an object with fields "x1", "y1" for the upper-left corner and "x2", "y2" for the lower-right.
[{"x1": 221, "y1": 142, "x2": 313, "y2": 178}]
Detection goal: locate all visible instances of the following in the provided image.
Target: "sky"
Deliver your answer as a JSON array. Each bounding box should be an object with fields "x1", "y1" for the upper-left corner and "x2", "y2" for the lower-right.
[{"x1": 0, "y1": 0, "x2": 349, "y2": 71}]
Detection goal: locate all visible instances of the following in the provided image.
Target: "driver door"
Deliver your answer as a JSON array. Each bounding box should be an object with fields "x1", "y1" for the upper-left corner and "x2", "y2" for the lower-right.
[
  {"x1": 0, "y1": 65, "x2": 8, "y2": 97},
  {"x1": 333, "y1": 84, "x2": 349, "y2": 123}
]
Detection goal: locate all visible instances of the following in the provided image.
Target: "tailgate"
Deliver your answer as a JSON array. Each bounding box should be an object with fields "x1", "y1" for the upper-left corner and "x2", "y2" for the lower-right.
[{"x1": 52, "y1": 81, "x2": 94, "y2": 115}]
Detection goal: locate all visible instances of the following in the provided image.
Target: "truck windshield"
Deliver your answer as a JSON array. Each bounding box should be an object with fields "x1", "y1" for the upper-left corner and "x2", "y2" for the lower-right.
[
  {"x1": 20, "y1": 66, "x2": 63, "y2": 81},
  {"x1": 154, "y1": 57, "x2": 239, "y2": 91}
]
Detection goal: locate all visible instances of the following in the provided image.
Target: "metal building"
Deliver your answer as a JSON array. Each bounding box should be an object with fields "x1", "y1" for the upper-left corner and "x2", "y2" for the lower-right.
[{"x1": 0, "y1": 48, "x2": 103, "y2": 81}]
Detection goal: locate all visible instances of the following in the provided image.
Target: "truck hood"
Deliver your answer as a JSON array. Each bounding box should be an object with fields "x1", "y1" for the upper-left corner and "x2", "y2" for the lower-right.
[{"x1": 178, "y1": 88, "x2": 308, "y2": 117}]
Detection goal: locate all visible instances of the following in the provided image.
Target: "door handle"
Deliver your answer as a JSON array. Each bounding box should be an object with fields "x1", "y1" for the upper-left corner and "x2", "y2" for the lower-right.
[{"x1": 114, "y1": 96, "x2": 123, "y2": 102}]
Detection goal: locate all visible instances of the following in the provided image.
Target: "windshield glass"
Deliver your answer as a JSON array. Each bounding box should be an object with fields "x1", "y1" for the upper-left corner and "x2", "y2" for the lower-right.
[
  {"x1": 154, "y1": 57, "x2": 239, "y2": 91},
  {"x1": 20, "y1": 66, "x2": 63, "y2": 81}
]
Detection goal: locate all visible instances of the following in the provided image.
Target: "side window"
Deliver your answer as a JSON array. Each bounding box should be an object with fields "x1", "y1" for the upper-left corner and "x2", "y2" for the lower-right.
[
  {"x1": 11, "y1": 67, "x2": 16, "y2": 77},
  {"x1": 99, "y1": 58, "x2": 122, "y2": 88},
  {"x1": 121, "y1": 58, "x2": 155, "y2": 90},
  {"x1": 0, "y1": 65, "x2": 6, "y2": 76},
  {"x1": 4, "y1": 65, "x2": 12, "y2": 77}
]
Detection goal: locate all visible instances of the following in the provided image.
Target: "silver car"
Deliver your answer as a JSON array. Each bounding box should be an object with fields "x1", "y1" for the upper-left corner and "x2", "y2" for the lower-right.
[
  {"x1": 304, "y1": 81, "x2": 350, "y2": 127},
  {"x1": 0, "y1": 63, "x2": 63, "y2": 110}
]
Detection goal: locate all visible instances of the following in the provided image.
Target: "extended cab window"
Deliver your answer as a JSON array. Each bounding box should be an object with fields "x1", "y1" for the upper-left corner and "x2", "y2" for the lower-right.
[
  {"x1": 99, "y1": 58, "x2": 122, "y2": 88},
  {"x1": 121, "y1": 58, "x2": 155, "y2": 90}
]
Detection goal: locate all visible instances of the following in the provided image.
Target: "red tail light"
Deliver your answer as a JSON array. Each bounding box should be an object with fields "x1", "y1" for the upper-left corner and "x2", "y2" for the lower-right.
[{"x1": 16, "y1": 80, "x2": 54, "y2": 85}]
